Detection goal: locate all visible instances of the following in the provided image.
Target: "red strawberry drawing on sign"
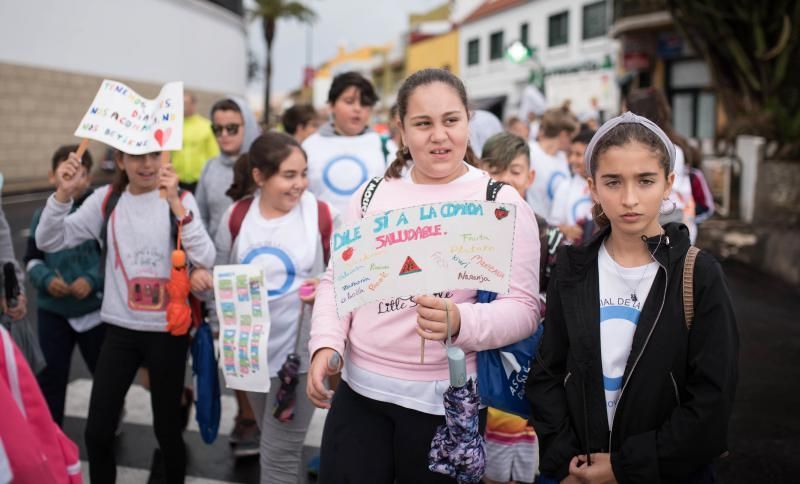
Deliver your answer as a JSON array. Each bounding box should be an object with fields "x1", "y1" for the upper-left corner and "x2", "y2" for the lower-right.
[
  {"x1": 342, "y1": 247, "x2": 354, "y2": 261},
  {"x1": 494, "y1": 206, "x2": 509, "y2": 220},
  {"x1": 154, "y1": 127, "x2": 172, "y2": 147}
]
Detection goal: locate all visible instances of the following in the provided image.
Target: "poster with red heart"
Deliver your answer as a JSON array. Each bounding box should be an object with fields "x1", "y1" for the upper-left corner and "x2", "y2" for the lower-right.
[
  {"x1": 331, "y1": 201, "x2": 517, "y2": 318},
  {"x1": 73, "y1": 79, "x2": 183, "y2": 154}
]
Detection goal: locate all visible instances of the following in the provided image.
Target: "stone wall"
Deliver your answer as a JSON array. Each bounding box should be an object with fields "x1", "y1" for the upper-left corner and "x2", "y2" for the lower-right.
[{"x1": 0, "y1": 62, "x2": 226, "y2": 193}]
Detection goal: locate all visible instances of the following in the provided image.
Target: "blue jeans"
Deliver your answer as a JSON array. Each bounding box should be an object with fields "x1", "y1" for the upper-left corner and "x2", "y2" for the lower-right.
[{"x1": 36, "y1": 307, "x2": 106, "y2": 426}]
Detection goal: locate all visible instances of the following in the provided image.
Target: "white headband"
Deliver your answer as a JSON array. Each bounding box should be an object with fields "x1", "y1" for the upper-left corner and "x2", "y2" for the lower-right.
[{"x1": 583, "y1": 111, "x2": 676, "y2": 175}]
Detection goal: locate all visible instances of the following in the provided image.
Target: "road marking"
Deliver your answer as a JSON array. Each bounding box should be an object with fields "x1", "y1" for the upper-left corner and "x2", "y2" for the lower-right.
[
  {"x1": 65, "y1": 378, "x2": 326, "y2": 446},
  {"x1": 78, "y1": 461, "x2": 242, "y2": 484}
]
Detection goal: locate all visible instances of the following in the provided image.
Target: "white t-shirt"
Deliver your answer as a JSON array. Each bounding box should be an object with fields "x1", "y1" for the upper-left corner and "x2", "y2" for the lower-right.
[
  {"x1": 303, "y1": 131, "x2": 386, "y2": 215},
  {"x1": 344, "y1": 161, "x2": 485, "y2": 415},
  {"x1": 231, "y1": 193, "x2": 318, "y2": 377},
  {"x1": 598, "y1": 242, "x2": 658, "y2": 428},
  {"x1": 526, "y1": 141, "x2": 569, "y2": 220},
  {"x1": 548, "y1": 174, "x2": 593, "y2": 227}
]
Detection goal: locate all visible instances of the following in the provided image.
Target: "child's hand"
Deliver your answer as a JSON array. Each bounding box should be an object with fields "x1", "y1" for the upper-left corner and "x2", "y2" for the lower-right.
[
  {"x1": 48, "y1": 276, "x2": 71, "y2": 298},
  {"x1": 306, "y1": 348, "x2": 341, "y2": 409},
  {"x1": 159, "y1": 164, "x2": 180, "y2": 200},
  {"x1": 70, "y1": 277, "x2": 92, "y2": 300},
  {"x1": 569, "y1": 453, "x2": 617, "y2": 484},
  {"x1": 190, "y1": 268, "x2": 213, "y2": 294},
  {"x1": 4, "y1": 294, "x2": 27, "y2": 321},
  {"x1": 560, "y1": 224, "x2": 584, "y2": 243},
  {"x1": 159, "y1": 164, "x2": 186, "y2": 218},
  {"x1": 415, "y1": 295, "x2": 460, "y2": 341},
  {"x1": 299, "y1": 279, "x2": 319, "y2": 304},
  {"x1": 54, "y1": 153, "x2": 84, "y2": 203}
]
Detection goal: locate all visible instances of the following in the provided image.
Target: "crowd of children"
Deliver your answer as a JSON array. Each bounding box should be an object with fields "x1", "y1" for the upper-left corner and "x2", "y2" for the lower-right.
[{"x1": 0, "y1": 68, "x2": 737, "y2": 484}]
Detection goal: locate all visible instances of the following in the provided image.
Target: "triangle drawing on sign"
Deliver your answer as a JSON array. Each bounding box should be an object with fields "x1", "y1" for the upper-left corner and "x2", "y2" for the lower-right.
[{"x1": 399, "y1": 256, "x2": 422, "y2": 276}]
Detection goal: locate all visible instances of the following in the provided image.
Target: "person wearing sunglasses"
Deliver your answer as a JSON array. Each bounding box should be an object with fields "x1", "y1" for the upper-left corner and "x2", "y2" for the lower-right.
[{"x1": 194, "y1": 97, "x2": 263, "y2": 457}]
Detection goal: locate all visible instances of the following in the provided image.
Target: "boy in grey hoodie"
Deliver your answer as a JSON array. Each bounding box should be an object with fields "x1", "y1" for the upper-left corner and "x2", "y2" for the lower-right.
[
  {"x1": 195, "y1": 97, "x2": 261, "y2": 240},
  {"x1": 193, "y1": 96, "x2": 262, "y2": 456}
]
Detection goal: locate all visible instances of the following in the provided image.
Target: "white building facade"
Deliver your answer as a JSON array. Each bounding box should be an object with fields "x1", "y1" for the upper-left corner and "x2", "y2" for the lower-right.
[
  {"x1": 460, "y1": 0, "x2": 619, "y2": 121},
  {"x1": 0, "y1": 0, "x2": 247, "y2": 186}
]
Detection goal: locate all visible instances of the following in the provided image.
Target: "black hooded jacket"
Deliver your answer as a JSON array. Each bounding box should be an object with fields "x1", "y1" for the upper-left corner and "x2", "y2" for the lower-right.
[{"x1": 527, "y1": 223, "x2": 738, "y2": 483}]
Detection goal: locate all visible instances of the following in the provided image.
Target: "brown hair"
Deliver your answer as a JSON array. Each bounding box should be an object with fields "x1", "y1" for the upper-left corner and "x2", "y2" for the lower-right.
[
  {"x1": 480, "y1": 132, "x2": 530, "y2": 172},
  {"x1": 52, "y1": 144, "x2": 93, "y2": 172},
  {"x1": 385, "y1": 68, "x2": 479, "y2": 179},
  {"x1": 539, "y1": 105, "x2": 579, "y2": 138},
  {"x1": 248, "y1": 131, "x2": 306, "y2": 181},
  {"x1": 625, "y1": 88, "x2": 700, "y2": 167},
  {"x1": 588, "y1": 123, "x2": 671, "y2": 228},
  {"x1": 226, "y1": 154, "x2": 256, "y2": 201}
]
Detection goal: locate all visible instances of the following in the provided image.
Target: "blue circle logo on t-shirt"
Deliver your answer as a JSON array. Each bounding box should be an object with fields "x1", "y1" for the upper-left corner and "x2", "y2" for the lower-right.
[
  {"x1": 323, "y1": 155, "x2": 369, "y2": 196},
  {"x1": 571, "y1": 196, "x2": 592, "y2": 223},
  {"x1": 547, "y1": 172, "x2": 568, "y2": 200},
  {"x1": 600, "y1": 305, "x2": 641, "y2": 391},
  {"x1": 241, "y1": 246, "x2": 296, "y2": 297}
]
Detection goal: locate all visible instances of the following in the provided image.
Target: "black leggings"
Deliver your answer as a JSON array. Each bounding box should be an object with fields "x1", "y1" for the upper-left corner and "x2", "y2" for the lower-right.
[
  {"x1": 319, "y1": 380, "x2": 487, "y2": 484},
  {"x1": 84, "y1": 325, "x2": 189, "y2": 484}
]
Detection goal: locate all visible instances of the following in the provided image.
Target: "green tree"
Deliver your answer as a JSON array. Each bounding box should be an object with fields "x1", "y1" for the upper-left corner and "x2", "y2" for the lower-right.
[
  {"x1": 667, "y1": 0, "x2": 800, "y2": 157},
  {"x1": 251, "y1": 0, "x2": 316, "y2": 125}
]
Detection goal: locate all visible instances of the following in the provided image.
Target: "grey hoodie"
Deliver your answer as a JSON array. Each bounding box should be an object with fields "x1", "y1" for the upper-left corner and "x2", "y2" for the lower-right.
[{"x1": 195, "y1": 96, "x2": 261, "y2": 240}]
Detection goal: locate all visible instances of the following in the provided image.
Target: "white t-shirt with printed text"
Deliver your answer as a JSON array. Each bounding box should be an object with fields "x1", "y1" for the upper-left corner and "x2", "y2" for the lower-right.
[
  {"x1": 231, "y1": 194, "x2": 317, "y2": 377},
  {"x1": 598, "y1": 242, "x2": 658, "y2": 428}
]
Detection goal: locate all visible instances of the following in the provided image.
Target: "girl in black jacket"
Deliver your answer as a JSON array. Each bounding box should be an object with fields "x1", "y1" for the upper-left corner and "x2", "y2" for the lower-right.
[{"x1": 527, "y1": 112, "x2": 738, "y2": 484}]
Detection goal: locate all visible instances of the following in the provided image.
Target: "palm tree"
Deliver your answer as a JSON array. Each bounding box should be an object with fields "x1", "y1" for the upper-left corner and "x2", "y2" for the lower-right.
[{"x1": 251, "y1": 0, "x2": 317, "y2": 125}]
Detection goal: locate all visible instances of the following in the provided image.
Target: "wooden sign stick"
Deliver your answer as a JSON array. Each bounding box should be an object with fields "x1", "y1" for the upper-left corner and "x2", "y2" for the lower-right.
[{"x1": 75, "y1": 138, "x2": 90, "y2": 158}]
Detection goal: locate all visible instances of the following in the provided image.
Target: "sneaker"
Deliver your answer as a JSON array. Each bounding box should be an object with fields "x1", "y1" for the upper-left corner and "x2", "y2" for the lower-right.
[
  {"x1": 229, "y1": 417, "x2": 257, "y2": 445},
  {"x1": 231, "y1": 419, "x2": 260, "y2": 458}
]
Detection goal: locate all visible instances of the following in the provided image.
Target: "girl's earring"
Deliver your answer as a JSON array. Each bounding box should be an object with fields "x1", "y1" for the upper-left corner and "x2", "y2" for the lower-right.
[
  {"x1": 659, "y1": 198, "x2": 677, "y2": 215},
  {"x1": 402, "y1": 146, "x2": 410, "y2": 156}
]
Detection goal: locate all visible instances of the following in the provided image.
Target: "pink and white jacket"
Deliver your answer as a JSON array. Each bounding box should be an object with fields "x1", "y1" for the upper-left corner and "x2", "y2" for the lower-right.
[
  {"x1": 0, "y1": 326, "x2": 81, "y2": 484},
  {"x1": 310, "y1": 172, "x2": 541, "y2": 382}
]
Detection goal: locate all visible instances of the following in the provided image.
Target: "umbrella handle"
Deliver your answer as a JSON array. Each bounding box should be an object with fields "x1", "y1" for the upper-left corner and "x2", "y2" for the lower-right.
[{"x1": 445, "y1": 302, "x2": 467, "y2": 387}]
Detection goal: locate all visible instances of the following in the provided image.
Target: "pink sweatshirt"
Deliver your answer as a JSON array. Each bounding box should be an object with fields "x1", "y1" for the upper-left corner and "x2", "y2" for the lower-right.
[
  {"x1": 0, "y1": 326, "x2": 82, "y2": 483},
  {"x1": 309, "y1": 172, "x2": 540, "y2": 382}
]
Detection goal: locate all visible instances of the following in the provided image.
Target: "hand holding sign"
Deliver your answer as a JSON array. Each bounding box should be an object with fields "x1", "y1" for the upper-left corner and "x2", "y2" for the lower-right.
[
  {"x1": 416, "y1": 295, "x2": 461, "y2": 341},
  {"x1": 54, "y1": 153, "x2": 85, "y2": 203}
]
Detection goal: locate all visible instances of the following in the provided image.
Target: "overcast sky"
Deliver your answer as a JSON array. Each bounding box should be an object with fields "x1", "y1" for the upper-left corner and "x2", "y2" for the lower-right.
[{"x1": 245, "y1": 0, "x2": 445, "y2": 102}]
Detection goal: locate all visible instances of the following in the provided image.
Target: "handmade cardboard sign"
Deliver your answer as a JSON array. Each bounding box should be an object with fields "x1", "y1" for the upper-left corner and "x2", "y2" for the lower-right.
[
  {"x1": 74, "y1": 80, "x2": 183, "y2": 154},
  {"x1": 332, "y1": 201, "x2": 517, "y2": 317},
  {"x1": 213, "y1": 265, "x2": 271, "y2": 393}
]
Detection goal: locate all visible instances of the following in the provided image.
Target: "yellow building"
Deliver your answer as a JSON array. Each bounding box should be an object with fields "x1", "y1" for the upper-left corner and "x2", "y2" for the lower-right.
[{"x1": 406, "y1": 30, "x2": 460, "y2": 76}]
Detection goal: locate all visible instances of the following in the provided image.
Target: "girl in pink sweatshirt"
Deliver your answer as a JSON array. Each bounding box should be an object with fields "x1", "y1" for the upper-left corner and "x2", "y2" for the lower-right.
[{"x1": 306, "y1": 68, "x2": 541, "y2": 483}]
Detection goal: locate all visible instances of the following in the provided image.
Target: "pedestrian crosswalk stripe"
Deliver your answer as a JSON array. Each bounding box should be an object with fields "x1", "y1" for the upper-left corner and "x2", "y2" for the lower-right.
[
  {"x1": 79, "y1": 461, "x2": 241, "y2": 484},
  {"x1": 64, "y1": 378, "x2": 327, "y2": 447}
]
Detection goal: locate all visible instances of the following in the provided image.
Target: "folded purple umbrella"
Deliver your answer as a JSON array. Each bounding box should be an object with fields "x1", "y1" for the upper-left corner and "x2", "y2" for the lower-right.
[{"x1": 428, "y1": 378, "x2": 486, "y2": 483}]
